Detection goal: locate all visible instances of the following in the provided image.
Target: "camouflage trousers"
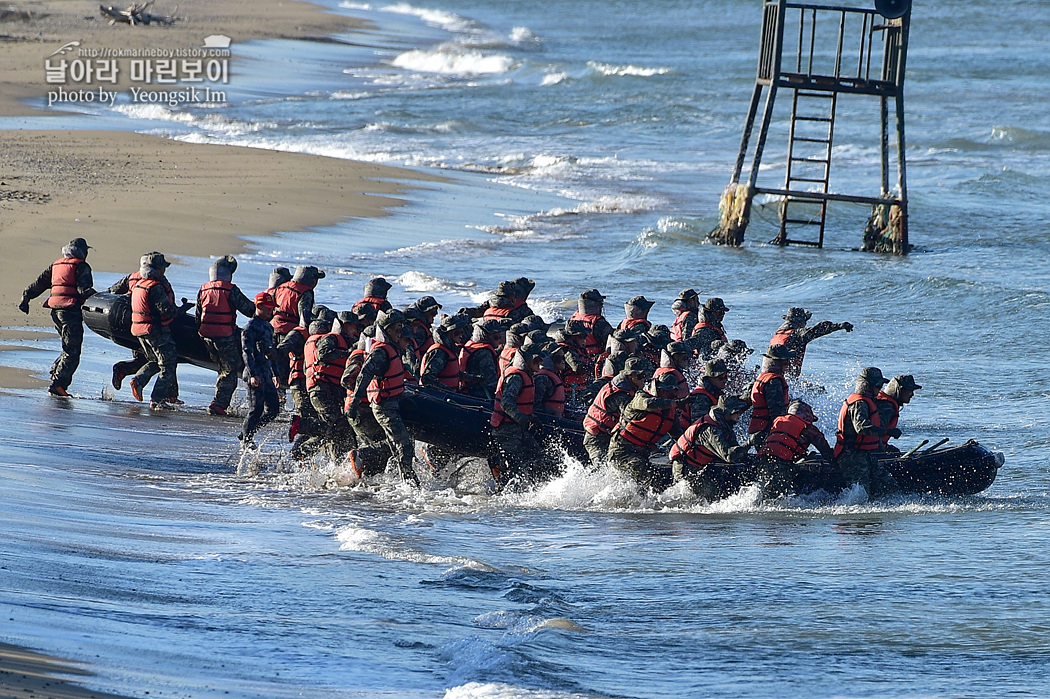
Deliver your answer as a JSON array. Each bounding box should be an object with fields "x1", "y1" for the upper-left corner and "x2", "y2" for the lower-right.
[
  {"x1": 489, "y1": 422, "x2": 541, "y2": 489},
  {"x1": 349, "y1": 404, "x2": 393, "y2": 477},
  {"x1": 288, "y1": 377, "x2": 323, "y2": 436},
  {"x1": 836, "y1": 449, "x2": 899, "y2": 498},
  {"x1": 354, "y1": 398, "x2": 417, "y2": 485},
  {"x1": 306, "y1": 382, "x2": 357, "y2": 459},
  {"x1": 607, "y1": 435, "x2": 661, "y2": 489},
  {"x1": 114, "y1": 350, "x2": 178, "y2": 398},
  {"x1": 49, "y1": 309, "x2": 83, "y2": 390},
  {"x1": 203, "y1": 334, "x2": 244, "y2": 410},
  {"x1": 583, "y1": 432, "x2": 610, "y2": 467},
  {"x1": 134, "y1": 326, "x2": 178, "y2": 403},
  {"x1": 755, "y1": 454, "x2": 795, "y2": 499}
]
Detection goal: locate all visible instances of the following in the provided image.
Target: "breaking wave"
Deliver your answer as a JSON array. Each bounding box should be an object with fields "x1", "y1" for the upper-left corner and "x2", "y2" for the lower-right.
[
  {"x1": 586, "y1": 61, "x2": 672, "y2": 77},
  {"x1": 392, "y1": 46, "x2": 515, "y2": 76}
]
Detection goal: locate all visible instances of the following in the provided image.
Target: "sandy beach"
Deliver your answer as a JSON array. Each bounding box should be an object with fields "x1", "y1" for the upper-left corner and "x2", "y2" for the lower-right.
[
  {"x1": 0, "y1": 0, "x2": 437, "y2": 387},
  {"x1": 0, "y1": 643, "x2": 131, "y2": 699}
]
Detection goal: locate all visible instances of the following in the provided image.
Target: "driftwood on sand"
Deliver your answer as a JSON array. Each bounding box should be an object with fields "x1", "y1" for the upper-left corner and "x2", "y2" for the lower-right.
[{"x1": 99, "y1": 1, "x2": 177, "y2": 26}]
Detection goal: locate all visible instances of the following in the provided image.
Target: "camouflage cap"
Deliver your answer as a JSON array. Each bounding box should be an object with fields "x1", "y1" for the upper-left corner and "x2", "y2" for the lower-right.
[
  {"x1": 478, "y1": 318, "x2": 508, "y2": 334},
  {"x1": 141, "y1": 251, "x2": 170, "y2": 268},
  {"x1": 69, "y1": 237, "x2": 92, "y2": 251},
  {"x1": 216, "y1": 254, "x2": 237, "y2": 273},
  {"x1": 704, "y1": 358, "x2": 728, "y2": 376},
  {"x1": 507, "y1": 322, "x2": 530, "y2": 337},
  {"x1": 512, "y1": 277, "x2": 536, "y2": 295},
  {"x1": 654, "y1": 372, "x2": 680, "y2": 392},
  {"x1": 496, "y1": 280, "x2": 520, "y2": 297},
  {"x1": 403, "y1": 307, "x2": 427, "y2": 323},
  {"x1": 891, "y1": 374, "x2": 922, "y2": 390},
  {"x1": 677, "y1": 288, "x2": 699, "y2": 300},
  {"x1": 718, "y1": 395, "x2": 750, "y2": 414},
  {"x1": 666, "y1": 341, "x2": 690, "y2": 356},
  {"x1": 563, "y1": 319, "x2": 588, "y2": 336},
  {"x1": 313, "y1": 305, "x2": 336, "y2": 324},
  {"x1": 580, "y1": 288, "x2": 606, "y2": 302},
  {"x1": 762, "y1": 344, "x2": 794, "y2": 361},
  {"x1": 611, "y1": 327, "x2": 640, "y2": 342},
  {"x1": 337, "y1": 310, "x2": 362, "y2": 326},
  {"x1": 376, "y1": 308, "x2": 405, "y2": 328},
  {"x1": 858, "y1": 366, "x2": 889, "y2": 385},
  {"x1": 517, "y1": 343, "x2": 544, "y2": 362},
  {"x1": 626, "y1": 295, "x2": 655, "y2": 311},
  {"x1": 703, "y1": 297, "x2": 730, "y2": 312},
  {"x1": 783, "y1": 306, "x2": 811, "y2": 325},
  {"x1": 440, "y1": 313, "x2": 473, "y2": 332},
  {"x1": 415, "y1": 295, "x2": 442, "y2": 312},
  {"x1": 623, "y1": 357, "x2": 650, "y2": 376},
  {"x1": 523, "y1": 314, "x2": 549, "y2": 333},
  {"x1": 787, "y1": 399, "x2": 816, "y2": 420}
]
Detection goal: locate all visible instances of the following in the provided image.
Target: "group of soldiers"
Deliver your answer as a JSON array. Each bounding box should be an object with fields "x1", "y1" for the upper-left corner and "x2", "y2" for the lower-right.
[{"x1": 21, "y1": 238, "x2": 922, "y2": 499}]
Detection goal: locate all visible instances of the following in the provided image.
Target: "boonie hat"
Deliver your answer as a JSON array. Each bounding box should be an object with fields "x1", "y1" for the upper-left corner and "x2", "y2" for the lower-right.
[
  {"x1": 704, "y1": 358, "x2": 728, "y2": 376},
  {"x1": 704, "y1": 297, "x2": 730, "y2": 312},
  {"x1": 858, "y1": 366, "x2": 889, "y2": 385},
  {"x1": 580, "y1": 289, "x2": 606, "y2": 302},
  {"x1": 891, "y1": 374, "x2": 922, "y2": 390},
  {"x1": 763, "y1": 344, "x2": 794, "y2": 361},
  {"x1": 718, "y1": 395, "x2": 749, "y2": 414}
]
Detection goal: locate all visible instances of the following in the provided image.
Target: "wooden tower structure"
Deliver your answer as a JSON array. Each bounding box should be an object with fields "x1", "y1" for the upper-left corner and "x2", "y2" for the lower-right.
[{"x1": 713, "y1": 0, "x2": 912, "y2": 253}]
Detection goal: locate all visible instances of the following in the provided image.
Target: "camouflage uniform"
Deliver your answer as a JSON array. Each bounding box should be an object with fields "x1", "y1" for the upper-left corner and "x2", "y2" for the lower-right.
[
  {"x1": 308, "y1": 330, "x2": 357, "y2": 458},
  {"x1": 132, "y1": 264, "x2": 180, "y2": 405},
  {"x1": 582, "y1": 372, "x2": 636, "y2": 465},
  {"x1": 196, "y1": 259, "x2": 256, "y2": 411},
  {"x1": 607, "y1": 388, "x2": 680, "y2": 489},
  {"x1": 671, "y1": 403, "x2": 751, "y2": 501},
  {"x1": 835, "y1": 370, "x2": 899, "y2": 497},
  {"x1": 488, "y1": 351, "x2": 542, "y2": 489},
  {"x1": 20, "y1": 240, "x2": 96, "y2": 392}
]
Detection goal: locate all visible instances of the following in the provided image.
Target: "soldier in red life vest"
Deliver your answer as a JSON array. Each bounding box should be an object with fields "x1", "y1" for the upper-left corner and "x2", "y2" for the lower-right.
[
  {"x1": 239, "y1": 292, "x2": 281, "y2": 447},
  {"x1": 876, "y1": 374, "x2": 921, "y2": 452},
  {"x1": 508, "y1": 277, "x2": 537, "y2": 324},
  {"x1": 607, "y1": 372, "x2": 685, "y2": 488},
  {"x1": 582, "y1": 357, "x2": 650, "y2": 465},
  {"x1": 569, "y1": 289, "x2": 613, "y2": 359},
  {"x1": 459, "y1": 318, "x2": 507, "y2": 399},
  {"x1": 669, "y1": 395, "x2": 751, "y2": 501},
  {"x1": 401, "y1": 306, "x2": 432, "y2": 382},
  {"x1": 756, "y1": 399, "x2": 834, "y2": 498},
  {"x1": 553, "y1": 319, "x2": 593, "y2": 403},
  {"x1": 352, "y1": 277, "x2": 393, "y2": 316},
  {"x1": 347, "y1": 309, "x2": 419, "y2": 486},
  {"x1": 534, "y1": 344, "x2": 566, "y2": 418},
  {"x1": 684, "y1": 358, "x2": 728, "y2": 424},
  {"x1": 597, "y1": 326, "x2": 641, "y2": 380},
  {"x1": 195, "y1": 256, "x2": 257, "y2": 416},
  {"x1": 487, "y1": 343, "x2": 545, "y2": 489},
  {"x1": 280, "y1": 305, "x2": 335, "y2": 454},
  {"x1": 833, "y1": 367, "x2": 901, "y2": 497},
  {"x1": 19, "y1": 238, "x2": 96, "y2": 396},
  {"x1": 670, "y1": 289, "x2": 700, "y2": 342},
  {"x1": 410, "y1": 295, "x2": 442, "y2": 355},
  {"x1": 128, "y1": 252, "x2": 181, "y2": 410},
  {"x1": 747, "y1": 344, "x2": 794, "y2": 446},
  {"x1": 769, "y1": 307, "x2": 854, "y2": 378},
  {"x1": 420, "y1": 313, "x2": 471, "y2": 391},
  {"x1": 618, "y1": 296, "x2": 655, "y2": 334},
  {"x1": 653, "y1": 341, "x2": 692, "y2": 400},
  {"x1": 272, "y1": 265, "x2": 325, "y2": 385},
  {"x1": 689, "y1": 297, "x2": 730, "y2": 360},
  {"x1": 305, "y1": 311, "x2": 362, "y2": 460}
]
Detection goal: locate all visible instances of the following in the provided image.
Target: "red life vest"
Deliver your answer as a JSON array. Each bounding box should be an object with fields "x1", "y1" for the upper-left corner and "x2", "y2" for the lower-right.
[
  {"x1": 876, "y1": 390, "x2": 901, "y2": 447},
  {"x1": 130, "y1": 277, "x2": 174, "y2": 336},
  {"x1": 343, "y1": 347, "x2": 367, "y2": 411},
  {"x1": 748, "y1": 371, "x2": 789, "y2": 434},
  {"x1": 692, "y1": 321, "x2": 727, "y2": 344},
  {"x1": 593, "y1": 350, "x2": 613, "y2": 380},
  {"x1": 47, "y1": 258, "x2": 82, "y2": 309},
  {"x1": 668, "y1": 416, "x2": 721, "y2": 468},
  {"x1": 489, "y1": 366, "x2": 535, "y2": 427},
  {"x1": 458, "y1": 340, "x2": 496, "y2": 392},
  {"x1": 483, "y1": 304, "x2": 515, "y2": 321},
  {"x1": 287, "y1": 327, "x2": 310, "y2": 383},
  {"x1": 366, "y1": 341, "x2": 406, "y2": 403},
  {"x1": 352, "y1": 296, "x2": 387, "y2": 315},
  {"x1": 583, "y1": 381, "x2": 632, "y2": 435},
  {"x1": 421, "y1": 344, "x2": 460, "y2": 390},
  {"x1": 560, "y1": 342, "x2": 591, "y2": 387},
  {"x1": 197, "y1": 280, "x2": 236, "y2": 338},
  {"x1": 569, "y1": 311, "x2": 603, "y2": 357},
  {"x1": 616, "y1": 403, "x2": 677, "y2": 450},
  {"x1": 758, "y1": 413, "x2": 811, "y2": 461},
  {"x1": 305, "y1": 332, "x2": 348, "y2": 389},
  {"x1": 535, "y1": 367, "x2": 565, "y2": 417},
  {"x1": 770, "y1": 327, "x2": 806, "y2": 373},
  {"x1": 833, "y1": 393, "x2": 883, "y2": 458},
  {"x1": 654, "y1": 366, "x2": 689, "y2": 399},
  {"x1": 619, "y1": 317, "x2": 651, "y2": 332},
  {"x1": 272, "y1": 281, "x2": 309, "y2": 334},
  {"x1": 499, "y1": 345, "x2": 517, "y2": 375},
  {"x1": 670, "y1": 309, "x2": 693, "y2": 342}
]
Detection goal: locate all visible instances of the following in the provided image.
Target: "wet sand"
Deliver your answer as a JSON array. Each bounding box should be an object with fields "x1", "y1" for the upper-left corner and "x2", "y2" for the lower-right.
[{"x1": 0, "y1": 643, "x2": 130, "y2": 699}]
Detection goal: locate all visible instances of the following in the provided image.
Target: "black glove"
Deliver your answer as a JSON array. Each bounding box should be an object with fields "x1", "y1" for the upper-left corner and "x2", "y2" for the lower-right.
[
  {"x1": 840, "y1": 322, "x2": 854, "y2": 332},
  {"x1": 345, "y1": 403, "x2": 359, "y2": 420},
  {"x1": 518, "y1": 416, "x2": 532, "y2": 430},
  {"x1": 18, "y1": 299, "x2": 30, "y2": 315},
  {"x1": 886, "y1": 427, "x2": 902, "y2": 439}
]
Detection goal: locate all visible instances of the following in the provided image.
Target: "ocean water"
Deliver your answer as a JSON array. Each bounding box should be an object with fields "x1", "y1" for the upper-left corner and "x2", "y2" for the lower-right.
[{"x1": 3, "y1": 0, "x2": 1050, "y2": 696}]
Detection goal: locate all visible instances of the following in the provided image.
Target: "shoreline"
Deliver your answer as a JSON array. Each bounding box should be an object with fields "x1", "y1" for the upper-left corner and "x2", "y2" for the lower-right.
[
  {"x1": 0, "y1": 642, "x2": 131, "y2": 699},
  {"x1": 0, "y1": 0, "x2": 441, "y2": 380}
]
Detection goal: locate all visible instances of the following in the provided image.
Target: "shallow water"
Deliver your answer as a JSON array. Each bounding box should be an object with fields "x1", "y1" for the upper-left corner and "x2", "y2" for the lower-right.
[{"x1": 4, "y1": 0, "x2": 1050, "y2": 696}]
